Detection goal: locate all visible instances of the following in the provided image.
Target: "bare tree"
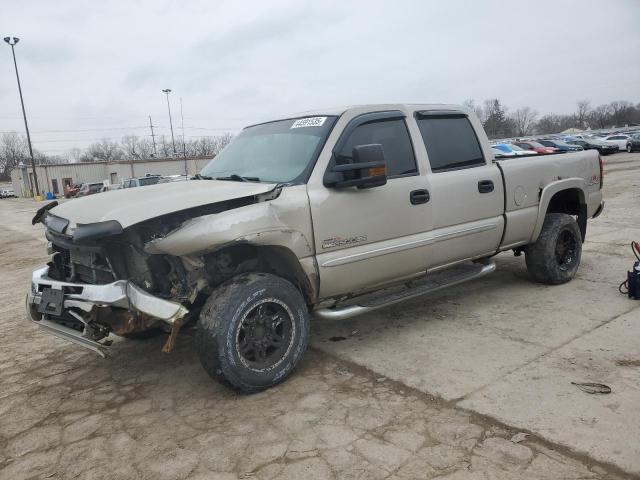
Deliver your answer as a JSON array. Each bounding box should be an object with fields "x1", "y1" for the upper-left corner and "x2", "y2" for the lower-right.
[
  {"x1": 462, "y1": 99, "x2": 486, "y2": 123},
  {"x1": 0, "y1": 132, "x2": 29, "y2": 179},
  {"x1": 211, "y1": 133, "x2": 233, "y2": 155},
  {"x1": 589, "y1": 104, "x2": 611, "y2": 129},
  {"x1": 185, "y1": 134, "x2": 233, "y2": 156},
  {"x1": 68, "y1": 147, "x2": 83, "y2": 163},
  {"x1": 136, "y1": 138, "x2": 155, "y2": 160},
  {"x1": 0, "y1": 131, "x2": 65, "y2": 177},
  {"x1": 81, "y1": 139, "x2": 123, "y2": 162},
  {"x1": 189, "y1": 137, "x2": 217, "y2": 156},
  {"x1": 157, "y1": 135, "x2": 174, "y2": 158},
  {"x1": 576, "y1": 100, "x2": 591, "y2": 129},
  {"x1": 609, "y1": 101, "x2": 634, "y2": 126},
  {"x1": 121, "y1": 135, "x2": 140, "y2": 159},
  {"x1": 512, "y1": 107, "x2": 538, "y2": 137}
]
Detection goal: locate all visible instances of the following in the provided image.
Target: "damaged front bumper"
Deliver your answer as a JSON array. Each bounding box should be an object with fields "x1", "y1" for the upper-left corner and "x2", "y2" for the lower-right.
[{"x1": 26, "y1": 266, "x2": 188, "y2": 357}]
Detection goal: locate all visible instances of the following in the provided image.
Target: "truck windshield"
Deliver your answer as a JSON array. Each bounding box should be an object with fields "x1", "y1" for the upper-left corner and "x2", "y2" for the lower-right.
[{"x1": 200, "y1": 116, "x2": 337, "y2": 183}]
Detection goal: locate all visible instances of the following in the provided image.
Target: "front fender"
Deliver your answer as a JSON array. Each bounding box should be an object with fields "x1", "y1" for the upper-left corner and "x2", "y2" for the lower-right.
[
  {"x1": 530, "y1": 178, "x2": 587, "y2": 243},
  {"x1": 144, "y1": 202, "x2": 313, "y2": 258}
]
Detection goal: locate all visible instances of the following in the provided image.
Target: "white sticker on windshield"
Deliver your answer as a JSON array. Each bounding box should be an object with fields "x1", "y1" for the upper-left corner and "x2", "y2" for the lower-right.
[{"x1": 291, "y1": 117, "x2": 327, "y2": 129}]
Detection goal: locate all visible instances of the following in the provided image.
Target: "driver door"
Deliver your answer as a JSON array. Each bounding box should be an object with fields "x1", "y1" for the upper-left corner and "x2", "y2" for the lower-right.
[{"x1": 307, "y1": 111, "x2": 433, "y2": 299}]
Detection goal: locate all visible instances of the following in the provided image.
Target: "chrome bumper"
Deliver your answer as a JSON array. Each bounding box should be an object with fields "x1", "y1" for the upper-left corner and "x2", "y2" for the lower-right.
[{"x1": 26, "y1": 266, "x2": 188, "y2": 356}]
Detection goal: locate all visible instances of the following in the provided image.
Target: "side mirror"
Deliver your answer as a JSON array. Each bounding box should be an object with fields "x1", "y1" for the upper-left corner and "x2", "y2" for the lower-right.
[{"x1": 324, "y1": 144, "x2": 388, "y2": 189}]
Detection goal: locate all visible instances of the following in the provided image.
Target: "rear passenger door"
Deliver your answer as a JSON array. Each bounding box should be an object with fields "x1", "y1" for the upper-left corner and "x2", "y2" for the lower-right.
[{"x1": 414, "y1": 111, "x2": 504, "y2": 269}]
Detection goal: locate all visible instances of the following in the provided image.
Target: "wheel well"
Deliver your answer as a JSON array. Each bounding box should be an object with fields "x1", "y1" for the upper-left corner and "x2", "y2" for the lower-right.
[
  {"x1": 546, "y1": 188, "x2": 587, "y2": 241},
  {"x1": 202, "y1": 244, "x2": 316, "y2": 304}
]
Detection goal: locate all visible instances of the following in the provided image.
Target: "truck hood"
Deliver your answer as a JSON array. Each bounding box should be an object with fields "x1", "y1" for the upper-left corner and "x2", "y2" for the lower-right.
[{"x1": 51, "y1": 180, "x2": 277, "y2": 228}]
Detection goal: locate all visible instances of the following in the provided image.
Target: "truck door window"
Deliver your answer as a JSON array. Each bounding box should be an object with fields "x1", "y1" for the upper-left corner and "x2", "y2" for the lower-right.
[
  {"x1": 336, "y1": 119, "x2": 417, "y2": 177},
  {"x1": 416, "y1": 116, "x2": 485, "y2": 172}
]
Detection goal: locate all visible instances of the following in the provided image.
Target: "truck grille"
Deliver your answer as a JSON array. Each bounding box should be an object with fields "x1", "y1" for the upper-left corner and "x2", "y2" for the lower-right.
[{"x1": 52, "y1": 246, "x2": 116, "y2": 284}]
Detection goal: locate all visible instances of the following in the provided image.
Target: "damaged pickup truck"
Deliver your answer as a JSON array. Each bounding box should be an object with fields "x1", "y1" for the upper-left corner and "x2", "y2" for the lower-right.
[{"x1": 27, "y1": 104, "x2": 604, "y2": 392}]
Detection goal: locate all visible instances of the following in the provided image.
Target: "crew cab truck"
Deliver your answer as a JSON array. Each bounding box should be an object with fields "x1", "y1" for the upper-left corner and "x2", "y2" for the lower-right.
[{"x1": 27, "y1": 104, "x2": 604, "y2": 392}]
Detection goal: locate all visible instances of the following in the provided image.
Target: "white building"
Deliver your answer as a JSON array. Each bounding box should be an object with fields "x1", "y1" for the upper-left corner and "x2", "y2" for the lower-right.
[{"x1": 10, "y1": 155, "x2": 213, "y2": 198}]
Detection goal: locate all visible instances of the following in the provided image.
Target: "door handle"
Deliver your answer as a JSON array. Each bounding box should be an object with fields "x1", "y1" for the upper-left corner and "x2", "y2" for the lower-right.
[
  {"x1": 410, "y1": 189, "x2": 430, "y2": 205},
  {"x1": 478, "y1": 180, "x2": 494, "y2": 193}
]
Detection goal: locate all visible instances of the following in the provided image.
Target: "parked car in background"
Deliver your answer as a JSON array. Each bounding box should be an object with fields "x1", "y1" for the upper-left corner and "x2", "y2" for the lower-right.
[
  {"x1": 159, "y1": 175, "x2": 189, "y2": 183},
  {"x1": 567, "y1": 138, "x2": 618, "y2": 155},
  {"x1": 122, "y1": 175, "x2": 162, "y2": 188},
  {"x1": 76, "y1": 182, "x2": 105, "y2": 197},
  {"x1": 627, "y1": 133, "x2": 640, "y2": 153},
  {"x1": 0, "y1": 187, "x2": 16, "y2": 198},
  {"x1": 512, "y1": 141, "x2": 559, "y2": 155},
  {"x1": 100, "y1": 183, "x2": 122, "y2": 193},
  {"x1": 601, "y1": 134, "x2": 631, "y2": 151},
  {"x1": 538, "y1": 139, "x2": 583, "y2": 152},
  {"x1": 491, "y1": 143, "x2": 538, "y2": 157}
]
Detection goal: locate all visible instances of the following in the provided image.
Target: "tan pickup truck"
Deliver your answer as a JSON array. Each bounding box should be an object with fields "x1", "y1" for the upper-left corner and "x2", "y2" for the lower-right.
[{"x1": 27, "y1": 104, "x2": 604, "y2": 392}]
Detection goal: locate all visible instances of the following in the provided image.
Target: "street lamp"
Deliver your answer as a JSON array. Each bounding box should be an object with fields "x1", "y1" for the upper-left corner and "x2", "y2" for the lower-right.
[
  {"x1": 162, "y1": 88, "x2": 177, "y2": 156},
  {"x1": 4, "y1": 36, "x2": 40, "y2": 197}
]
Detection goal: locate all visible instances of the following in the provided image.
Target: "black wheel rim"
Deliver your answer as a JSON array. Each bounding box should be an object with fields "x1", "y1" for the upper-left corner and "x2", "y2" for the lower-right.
[
  {"x1": 236, "y1": 299, "x2": 294, "y2": 370},
  {"x1": 555, "y1": 229, "x2": 578, "y2": 271}
]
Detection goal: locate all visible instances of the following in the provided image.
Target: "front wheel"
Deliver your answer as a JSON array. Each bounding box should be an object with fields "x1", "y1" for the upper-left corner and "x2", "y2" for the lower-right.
[
  {"x1": 196, "y1": 272, "x2": 310, "y2": 393},
  {"x1": 628, "y1": 143, "x2": 633, "y2": 153},
  {"x1": 525, "y1": 213, "x2": 582, "y2": 285}
]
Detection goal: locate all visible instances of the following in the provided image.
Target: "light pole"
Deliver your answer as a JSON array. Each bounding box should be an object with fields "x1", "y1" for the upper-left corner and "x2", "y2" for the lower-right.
[
  {"x1": 4, "y1": 36, "x2": 40, "y2": 197},
  {"x1": 180, "y1": 97, "x2": 187, "y2": 176},
  {"x1": 162, "y1": 88, "x2": 177, "y2": 156}
]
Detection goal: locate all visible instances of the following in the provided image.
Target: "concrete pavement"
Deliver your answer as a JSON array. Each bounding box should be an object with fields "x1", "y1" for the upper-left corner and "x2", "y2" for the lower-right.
[{"x1": 312, "y1": 152, "x2": 640, "y2": 476}]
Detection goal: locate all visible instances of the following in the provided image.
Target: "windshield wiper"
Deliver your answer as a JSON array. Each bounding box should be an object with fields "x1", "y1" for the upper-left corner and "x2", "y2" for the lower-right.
[
  {"x1": 215, "y1": 174, "x2": 260, "y2": 182},
  {"x1": 192, "y1": 174, "x2": 214, "y2": 180}
]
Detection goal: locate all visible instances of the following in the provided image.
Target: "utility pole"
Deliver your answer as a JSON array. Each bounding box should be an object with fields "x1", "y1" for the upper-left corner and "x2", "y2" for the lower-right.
[
  {"x1": 180, "y1": 97, "x2": 187, "y2": 176},
  {"x1": 4, "y1": 36, "x2": 40, "y2": 197},
  {"x1": 161, "y1": 89, "x2": 177, "y2": 156},
  {"x1": 148, "y1": 115, "x2": 157, "y2": 157}
]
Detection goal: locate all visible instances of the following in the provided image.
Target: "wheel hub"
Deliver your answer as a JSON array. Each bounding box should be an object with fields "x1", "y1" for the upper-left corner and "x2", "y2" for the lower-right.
[
  {"x1": 555, "y1": 229, "x2": 578, "y2": 271},
  {"x1": 236, "y1": 299, "x2": 294, "y2": 370}
]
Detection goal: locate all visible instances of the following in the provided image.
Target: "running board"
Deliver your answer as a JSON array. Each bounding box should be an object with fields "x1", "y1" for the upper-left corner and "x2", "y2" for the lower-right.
[{"x1": 314, "y1": 260, "x2": 496, "y2": 321}]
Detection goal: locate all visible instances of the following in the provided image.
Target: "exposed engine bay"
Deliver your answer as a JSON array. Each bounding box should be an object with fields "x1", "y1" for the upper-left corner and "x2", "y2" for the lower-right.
[{"x1": 29, "y1": 190, "x2": 290, "y2": 354}]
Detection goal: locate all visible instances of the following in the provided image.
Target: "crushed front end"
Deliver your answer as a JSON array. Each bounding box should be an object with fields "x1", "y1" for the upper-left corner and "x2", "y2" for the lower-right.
[{"x1": 26, "y1": 203, "x2": 192, "y2": 356}]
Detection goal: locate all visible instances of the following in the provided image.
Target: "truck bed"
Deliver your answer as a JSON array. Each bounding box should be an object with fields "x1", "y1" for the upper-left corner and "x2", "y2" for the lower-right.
[{"x1": 495, "y1": 149, "x2": 602, "y2": 250}]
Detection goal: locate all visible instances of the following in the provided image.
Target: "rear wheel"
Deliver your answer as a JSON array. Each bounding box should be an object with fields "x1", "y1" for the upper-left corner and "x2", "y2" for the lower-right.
[
  {"x1": 196, "y1": 272, "x2": 309, "y2": 393},
  {"x1": 525, "y1": 213, "x2": 582, "y2": 285},
  {"x1": 628, "y1": 143, "x2": 633, "y2": 153}
]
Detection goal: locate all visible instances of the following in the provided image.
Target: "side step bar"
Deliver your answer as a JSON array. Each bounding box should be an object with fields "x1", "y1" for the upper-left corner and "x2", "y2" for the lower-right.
[{"x1": 314, "y1": 260, "x2": 496, "y2": 321}]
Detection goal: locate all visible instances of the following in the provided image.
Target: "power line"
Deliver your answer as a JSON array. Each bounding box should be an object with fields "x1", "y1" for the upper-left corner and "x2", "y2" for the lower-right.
[
  {"x1": 183, "y1": 126, "x2": 242, "y2": 131},
  {"x1": 28, "y1": 134, "x2": 225, "y2": 144},
  {"x1": 0, "y1": 125, "x2": 237, "y2": 134}
]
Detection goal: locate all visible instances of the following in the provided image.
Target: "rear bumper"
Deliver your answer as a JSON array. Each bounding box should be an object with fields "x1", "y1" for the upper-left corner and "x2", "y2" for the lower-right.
[
  {"x1": 592, "y1": 201, "x2": 605, "y2": 219},
  {"x1": 26, "y1": 266, "x2": 188, "y2": 356}
]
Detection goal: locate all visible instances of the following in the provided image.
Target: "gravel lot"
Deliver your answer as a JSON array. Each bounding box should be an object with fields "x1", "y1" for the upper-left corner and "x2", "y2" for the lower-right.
[{"x1": 1, "y1": 153, "x2": 638, "y2": 480}]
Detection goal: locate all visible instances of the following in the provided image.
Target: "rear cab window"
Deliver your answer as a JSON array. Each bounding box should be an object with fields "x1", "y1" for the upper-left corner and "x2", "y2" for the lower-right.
[{"x1": 414, "y1": 113, "x2": 485, "y2": 172}]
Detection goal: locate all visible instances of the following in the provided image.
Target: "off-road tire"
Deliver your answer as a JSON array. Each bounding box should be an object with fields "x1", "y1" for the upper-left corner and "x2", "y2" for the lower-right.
[
  {"x1": 196, "y1": 272, "x2": 309, "y2": 393},
  {"x1": 525, "y1": 213, "x2": 582, "y2": 285}
]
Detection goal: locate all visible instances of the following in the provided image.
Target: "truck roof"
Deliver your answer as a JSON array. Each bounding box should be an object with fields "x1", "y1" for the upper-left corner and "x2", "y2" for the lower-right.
[{"x1": 251, "y1": 104, "x2": 469, "y2": 127}]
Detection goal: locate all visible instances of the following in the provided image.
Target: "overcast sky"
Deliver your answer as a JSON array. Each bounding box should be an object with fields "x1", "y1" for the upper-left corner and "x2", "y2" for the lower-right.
[{"x1": 2, "y1": 0, "x2": 639, "y2": 155}]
